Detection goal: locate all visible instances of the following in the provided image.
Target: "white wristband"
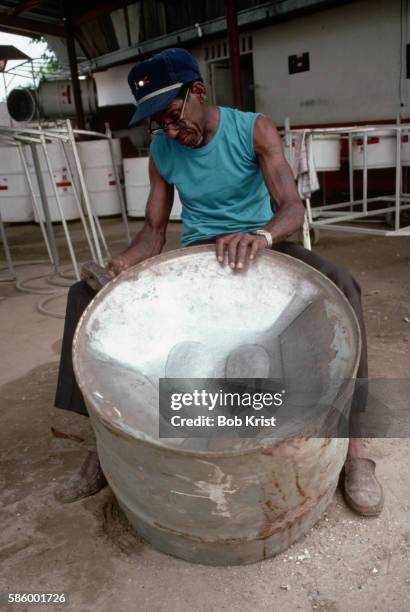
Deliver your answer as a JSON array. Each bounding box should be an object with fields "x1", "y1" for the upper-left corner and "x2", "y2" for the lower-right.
[{"x1": 253, "y1": 229, "x2": 273, "y2": 248}]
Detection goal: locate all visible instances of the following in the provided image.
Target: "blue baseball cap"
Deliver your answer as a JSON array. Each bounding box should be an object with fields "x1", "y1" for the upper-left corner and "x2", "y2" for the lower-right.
[{"x1": 127, "y1": 48, "x2": 202, "y2": 127}]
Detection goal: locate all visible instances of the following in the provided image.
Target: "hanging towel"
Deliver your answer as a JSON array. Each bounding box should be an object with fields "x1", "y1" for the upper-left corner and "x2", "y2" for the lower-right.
[{"x1": 290, "y1": 130, "x2": 320, "y2": 198}]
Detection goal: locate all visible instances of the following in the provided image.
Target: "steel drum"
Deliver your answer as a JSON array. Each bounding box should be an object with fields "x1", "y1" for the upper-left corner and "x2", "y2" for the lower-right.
[{"x1": 73, "y1": 246, "x2": 361, "y2": 565}]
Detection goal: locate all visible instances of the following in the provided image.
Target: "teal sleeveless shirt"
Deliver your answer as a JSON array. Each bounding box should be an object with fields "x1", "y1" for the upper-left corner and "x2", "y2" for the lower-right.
[{"x1": 150, "y1": 106, "x2": 273, "y2": 246}]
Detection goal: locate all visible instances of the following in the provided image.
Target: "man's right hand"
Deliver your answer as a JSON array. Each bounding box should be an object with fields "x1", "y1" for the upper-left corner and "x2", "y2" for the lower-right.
[{"x1": 106, "y1": 246, "x2": 148, "y2": 277}]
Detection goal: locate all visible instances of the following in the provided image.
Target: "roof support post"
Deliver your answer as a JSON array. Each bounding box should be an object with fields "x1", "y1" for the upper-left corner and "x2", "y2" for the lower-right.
[
  {"x1": 226, "y1": 0, "x2": 243, "y2": 110},
  {"x1": 62, "y1": 0, "x2": 85, "y2": 129}
]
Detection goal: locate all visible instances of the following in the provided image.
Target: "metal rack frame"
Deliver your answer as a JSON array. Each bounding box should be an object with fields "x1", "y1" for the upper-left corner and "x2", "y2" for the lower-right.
[
  {"x1": 284, "y1": 124, "x2": 410, "y2": 241},
  {"x1": 0, "y1": 119, "x2": 131, "y2": 282}
]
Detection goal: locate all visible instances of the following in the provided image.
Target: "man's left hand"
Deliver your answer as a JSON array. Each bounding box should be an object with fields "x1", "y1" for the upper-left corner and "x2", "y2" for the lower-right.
[{"x1": 215, "y1": 232, "x2": 270, "y2": 270}]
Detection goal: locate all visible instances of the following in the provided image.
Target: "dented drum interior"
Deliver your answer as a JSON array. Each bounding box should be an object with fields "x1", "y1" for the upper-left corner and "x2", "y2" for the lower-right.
[{"x1": 73, "y1": 247, "x2": 360, "y2": 565}]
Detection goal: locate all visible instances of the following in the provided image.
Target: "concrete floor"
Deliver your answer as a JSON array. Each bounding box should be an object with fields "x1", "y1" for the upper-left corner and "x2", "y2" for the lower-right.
[{"x1": 0, "y1": 219, "x2": 409, "y2": 612}]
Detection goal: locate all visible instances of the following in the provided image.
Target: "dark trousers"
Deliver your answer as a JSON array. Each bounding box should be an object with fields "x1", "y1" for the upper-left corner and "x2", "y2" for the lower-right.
[{"x1": 55, "y1": 241, "x2": 368, "y2": 418}]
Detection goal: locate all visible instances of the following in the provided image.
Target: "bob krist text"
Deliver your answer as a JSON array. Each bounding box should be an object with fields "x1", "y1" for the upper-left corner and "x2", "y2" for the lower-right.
[{"x1": 169, "y1": 388, "x2": 285, "y2": 428}]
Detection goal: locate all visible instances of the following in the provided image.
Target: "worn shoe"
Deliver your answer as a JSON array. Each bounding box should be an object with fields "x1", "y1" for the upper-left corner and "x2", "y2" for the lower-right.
[
  {"x1": 343, "y1": 457, "x2": 384, "y2": 517},
  {"x1": 54, "y1": 450, "x2": 107, "y2": 503}
]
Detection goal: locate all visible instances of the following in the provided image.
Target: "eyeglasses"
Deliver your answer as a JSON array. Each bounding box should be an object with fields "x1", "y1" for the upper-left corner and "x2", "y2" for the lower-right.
[{"x1": 149, "y1": 88, "x2": 189, "y2": 136}]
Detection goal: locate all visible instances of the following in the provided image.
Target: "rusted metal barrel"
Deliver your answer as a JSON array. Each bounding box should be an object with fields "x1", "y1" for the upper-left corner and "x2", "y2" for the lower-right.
[{"x1": 73, "y1": 246, "x2": 360, "y2": 565}]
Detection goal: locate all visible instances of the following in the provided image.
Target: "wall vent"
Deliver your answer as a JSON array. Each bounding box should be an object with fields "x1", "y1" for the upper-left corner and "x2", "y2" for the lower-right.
[
  {"x1": 288, "y1": 52, "x2": 310, "y2": 75},
  {"x1": 205, "y1": 36, "x2": 253, "y2": 61}
]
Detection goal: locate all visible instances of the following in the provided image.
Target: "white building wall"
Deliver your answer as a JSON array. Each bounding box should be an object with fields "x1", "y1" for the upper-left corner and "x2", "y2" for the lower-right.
[
  {"x1": 252, "y1": 0, "x2": 408, "y2": 125},
  {"x1": 93, "y1": 63, "x2": 136, "y2": 106},
  {"x1": 92, "y1": 51, "x2": 208, "y2": 108},
  {"x1": 91, "y1": 0, "x2": 409, "y2": 127}
]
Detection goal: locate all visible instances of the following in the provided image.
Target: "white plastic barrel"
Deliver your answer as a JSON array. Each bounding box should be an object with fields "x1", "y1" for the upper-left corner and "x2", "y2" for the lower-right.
[
  {"x1": 283, "y1": 133, "x2": 341, "y2": 172},
  {"x1": 38, "y1": 79, "x2": 97, "y2": 118},
  {"x1": 352, "y1": 129, "x2": 396, "y2": 169},
  {"x1": 172, "y1": 189, "x2": 183, "y2": 220},
  {"x1": 78, "y1": 139, "x2": 123, "y2": 216},
  {"x1": 7, "y1": 79, "x2": 97, "y2": 122},
  {"x1": 124, "y1": 157, "x2": 182, "y2": 220},
  {"x1": 400, "y1": 131, "x2": 410, "y2": 166},
  {"x1": 0, "y1": 145, "x2": 34, "y2": 222},
  {"x1": 124, "y1": 157, "x2": 149, "y2": 217},
  {"x1": 312, "y1": 135, "x2": 341, "y2": 171},
  {"x1": 27, "y1": 144, "x2": 80, "y2": 223}
]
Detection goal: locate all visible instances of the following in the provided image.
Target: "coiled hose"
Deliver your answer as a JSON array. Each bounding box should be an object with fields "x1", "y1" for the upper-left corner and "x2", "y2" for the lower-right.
[{"x1": 0, "y1": 259, "x2": 74, "y2": 319}]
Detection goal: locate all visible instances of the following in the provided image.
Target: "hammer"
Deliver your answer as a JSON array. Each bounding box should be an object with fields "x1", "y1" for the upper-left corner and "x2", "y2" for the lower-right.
[{"x1": 81, "y1": 261, "x2": 112, "y2": 292}]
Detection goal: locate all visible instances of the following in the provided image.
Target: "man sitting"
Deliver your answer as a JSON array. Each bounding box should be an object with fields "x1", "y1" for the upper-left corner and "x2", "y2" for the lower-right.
[{"x1": 54, "y1": 48, "x2": 383, "y2": 517}]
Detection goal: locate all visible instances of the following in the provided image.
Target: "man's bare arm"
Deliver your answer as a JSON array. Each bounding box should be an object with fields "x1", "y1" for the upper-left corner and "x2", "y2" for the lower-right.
[
  {"x1": 216, "y1": 115, "x2": 305, "y2": 269},
  {"x1": 253, "y1": 114, "x2": 305, "y2": 242},
  {"x1": 107, "y1": 156, "x2": 174, "y2": 275}
]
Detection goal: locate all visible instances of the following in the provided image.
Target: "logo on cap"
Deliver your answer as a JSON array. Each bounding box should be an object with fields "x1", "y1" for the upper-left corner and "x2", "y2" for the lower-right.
[{"x1": 136, "y1": 76, "x2": 150, "y2": 89}]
